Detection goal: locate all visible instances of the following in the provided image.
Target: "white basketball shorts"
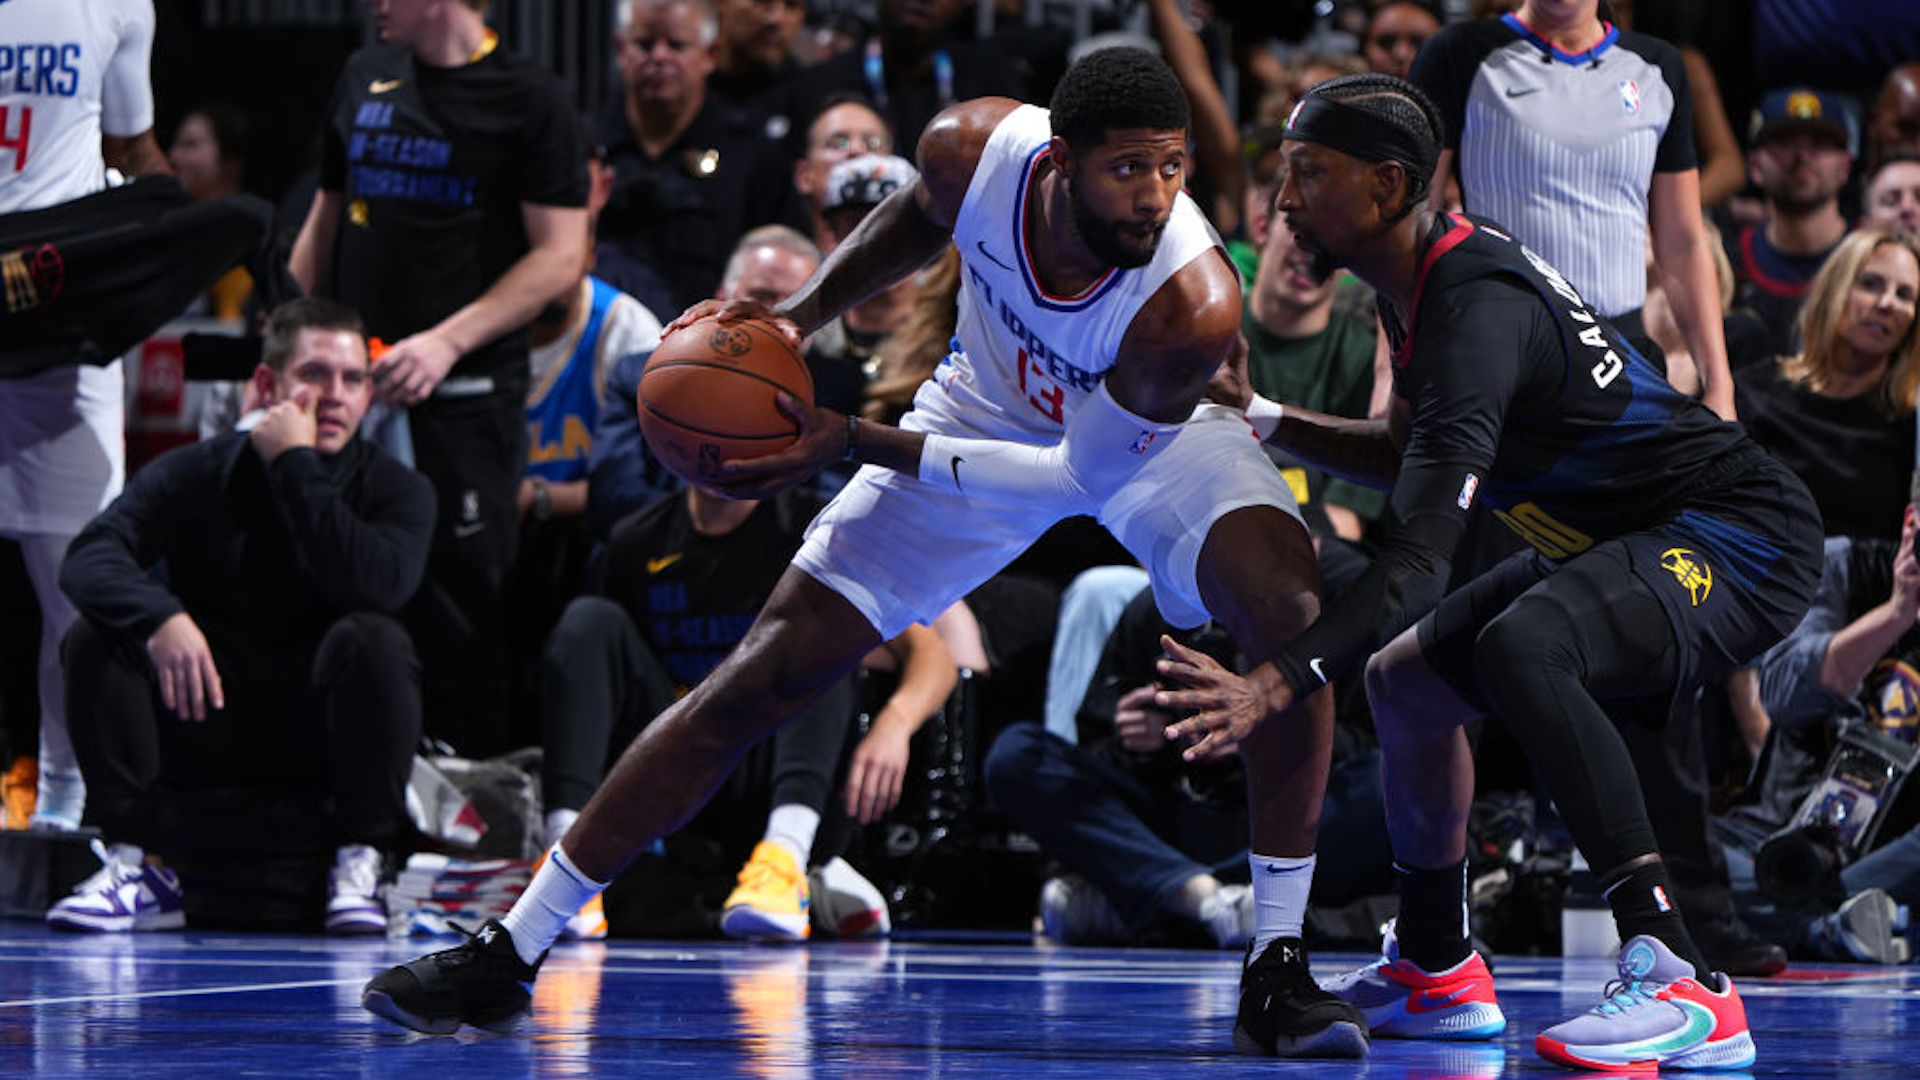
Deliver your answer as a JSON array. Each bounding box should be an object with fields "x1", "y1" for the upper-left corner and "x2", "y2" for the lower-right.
[{"x1": 793, "y1": 403, "x2": 1303, "y2": 638}]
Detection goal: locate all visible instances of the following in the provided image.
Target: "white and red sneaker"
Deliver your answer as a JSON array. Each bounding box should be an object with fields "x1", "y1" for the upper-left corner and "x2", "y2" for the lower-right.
[
  {"x1": 1535, "y1": 935, "x2": 1756, "y2": 1072},
  {"x1": 1320, "y1": 929, "x2": 1506, "y2": 1040}
]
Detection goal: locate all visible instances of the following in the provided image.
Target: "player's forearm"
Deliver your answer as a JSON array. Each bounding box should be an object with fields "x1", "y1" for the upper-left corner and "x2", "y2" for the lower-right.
[
  {"x1": 1266, "y1": 402, "x2": 1401, "y2": 490},
  {"x1": 778, "y1": 185, "x2": 951, "y2": 337}
]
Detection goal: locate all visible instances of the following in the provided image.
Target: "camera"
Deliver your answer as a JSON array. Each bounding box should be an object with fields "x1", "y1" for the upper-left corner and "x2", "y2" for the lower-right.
[{"x1": 1756, "y1": 720, "x2": 1918, "y2": 907}]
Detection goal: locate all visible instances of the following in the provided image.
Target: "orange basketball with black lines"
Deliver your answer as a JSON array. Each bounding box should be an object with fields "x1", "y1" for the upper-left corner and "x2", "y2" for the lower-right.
[{"x1": 637, "y1": 315, "x2": 815, "y2": 486}]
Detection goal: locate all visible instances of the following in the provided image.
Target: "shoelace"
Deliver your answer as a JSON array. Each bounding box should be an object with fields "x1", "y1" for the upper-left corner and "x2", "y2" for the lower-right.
[
  {"x1": 72, "y1": 839, "x2": 140, "y2": 895},
  {"x1": 738, "y1": 853, "x2": 799, "y2": 895},
  {"x1": 1594, "y1": 978, "x2": 1658, "y2": 1016}
]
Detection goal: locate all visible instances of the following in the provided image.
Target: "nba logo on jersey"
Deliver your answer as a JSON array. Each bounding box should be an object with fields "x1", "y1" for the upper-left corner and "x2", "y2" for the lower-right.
[
  {"x1": 1457, "y1": 473, "x2": 1479, "y2": 510},
  {"x1": 1619, "y1": 81, "x2": 1642, "y2": 116},
  {"x1": 1128, "y1": 430, "x2": 1158, "y2": 455}
]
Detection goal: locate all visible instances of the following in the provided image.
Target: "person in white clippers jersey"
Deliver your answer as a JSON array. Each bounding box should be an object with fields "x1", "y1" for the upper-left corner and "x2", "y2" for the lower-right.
[
  {"x1": 0, "y1": 0, "x2": 169, "y2": 830},
  {"x1": 360, "y1": 47, "x2": 1369, "y2": 1060}
]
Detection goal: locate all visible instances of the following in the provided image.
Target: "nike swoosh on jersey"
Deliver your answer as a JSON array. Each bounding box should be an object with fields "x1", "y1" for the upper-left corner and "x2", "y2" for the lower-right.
[
  {"x1": 1504, "y1": 86, "x2": 1540, "y2": 98},
  {"x1": 370, "y1": 79, "x2": 405, "y2": 94},
  {"x1": 974, "y1": 240, "x2": 1014, "y2": 271},
  {"x1": 647, "y1": 553, "x2": 683, "y2": 574},
  {"x1": 950, "y1": 455, "x2": 966, "y2": 491}
]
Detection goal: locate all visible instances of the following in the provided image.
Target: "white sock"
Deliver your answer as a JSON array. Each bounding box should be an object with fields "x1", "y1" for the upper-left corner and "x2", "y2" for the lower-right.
[
  {"x1": 1248, "y1": 852, "x2": 1315, "y2": 955},
  {"x1": 764, "y1": 803, "x2": 820, "y2": 867},
  {"x1": 544, "y1": 808, "x2": 579, "y2": 850},
  {"x1": 499, "y1": 844, "x2": 604, "y2": 965}
]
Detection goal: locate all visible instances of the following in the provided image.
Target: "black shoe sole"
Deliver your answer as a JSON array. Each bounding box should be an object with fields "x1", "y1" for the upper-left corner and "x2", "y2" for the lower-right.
[
  {"x1": 362, "y1": 989, "x2": 462, "y2": 1035},
  {"x1": 1232, "y1": 1019, "x2": 1371, "y2": 1059}
]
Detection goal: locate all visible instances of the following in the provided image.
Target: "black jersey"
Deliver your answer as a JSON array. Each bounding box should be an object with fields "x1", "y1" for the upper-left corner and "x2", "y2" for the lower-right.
[
  {"x1": 1276, "y1": 214, "x2": 1787, "y2": 692},
  {"x1": 318, "y1": 41, "x2": 586, "y2": 382}
]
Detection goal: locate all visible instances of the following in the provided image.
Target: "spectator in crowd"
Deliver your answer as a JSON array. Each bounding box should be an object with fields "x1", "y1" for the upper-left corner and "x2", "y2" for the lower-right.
[
  {"x1": 1412, "y1": 0, "x2": 1738, "y2": 418},
  {"x1": 1722, "y1": 87, "x2": 1860, "y2": 358},
  {"x1": 988, "y1": 589, "x2": 1255, "y2": 949},
  {"x1": 1733, "y1": 226, "x2": 1920, "y2": 545},
  {"x1": 861, "y1": 244, "x2": 960, "y2": 425},
  {"x1": 599, "y1": 0, "x2": 807, "y2": 310},
  {"x1": 0, "y1": 0, "x2": 173, "y2": 830},
  {"x1": 1361, "y1": 1, "x2": 1439, "y2": 82},
  {"x1": 1146, "y1": 0, "x2": 1246, "y2": 239},
  {"x1": 1865, "y1": 153, "x2": 1920, "y2": 234},
  {"x1": 807, "y1": 153, "x2": 921, "y2": 422},
  {"x1": 708, "y1": 0, "x2": 809, "y2": 148},
  {"x1": 1239, "y1": 173, "x2": 1385, "y2": 545},
  {"x1": 792, "y1": 94, "x2": 893, "y2": 252},
  {"x1": 291, "y1": 0, "x2": 590, "y2": 758},
  {"x1": 1869, "y1": 61, "x2": 1920, "y2": 169},
  {"x1": 1719, "y1": 515, "x2": 1920, "y2": 965},
  {"x1": 49, "y1": 298, "x2": 434, "y2": 936},
  {"x1": 167, "y1": 102, "x2": 254, "y2": 321},
  {"x1": 508, "y1": 121, "x2": 667, "y2": 740},
  {"x1": 793, "y1": 0, "x2": 1031, "y2": 155}
]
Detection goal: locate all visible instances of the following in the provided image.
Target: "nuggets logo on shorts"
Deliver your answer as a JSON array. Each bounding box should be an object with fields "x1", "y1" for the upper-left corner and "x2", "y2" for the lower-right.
[
  {"x1": 1659, "y1": 547, "x2": 1712, "y2": 606},
  {"x1": 2, "y1": 242, "x2": 63, "y2": 313},
  {"x1": 708, "y1": 326, "x2": 753, "y2": 357}
]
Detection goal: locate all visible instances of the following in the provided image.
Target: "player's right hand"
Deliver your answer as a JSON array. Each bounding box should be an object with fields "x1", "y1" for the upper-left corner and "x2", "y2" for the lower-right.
[
  {"x1": 146, "y1": 613, "x2": 225, "y2": 722},
  {"x1": 663, "y1": 299, "x2": 804, "y2": 352}
]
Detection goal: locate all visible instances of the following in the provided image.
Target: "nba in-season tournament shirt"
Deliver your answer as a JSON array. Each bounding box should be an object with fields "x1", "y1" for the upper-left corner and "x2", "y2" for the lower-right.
[{"x1": 318, "y1": 38, "x2": 585, "y2": 383}]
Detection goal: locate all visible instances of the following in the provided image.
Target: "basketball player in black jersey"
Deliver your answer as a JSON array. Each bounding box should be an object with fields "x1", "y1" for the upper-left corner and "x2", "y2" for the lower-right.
[{"x1": 1161, "y1": 73, "x2": 1820, "y2": 1071}]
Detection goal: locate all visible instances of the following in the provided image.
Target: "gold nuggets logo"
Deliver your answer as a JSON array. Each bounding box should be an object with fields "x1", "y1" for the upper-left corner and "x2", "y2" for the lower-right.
[
  {"x1": 708, "y1": 326, "x2": 753, "y2": 357},
  {"x1": 1786, "y1": 90, "x2": 1825, "y2": 120},
  {"x1": 1660, "y1": 548, "x2": 1712, "y2": 606},
  {"x1": 2, "y1": 243, "x2": 63, "y2": 314}
]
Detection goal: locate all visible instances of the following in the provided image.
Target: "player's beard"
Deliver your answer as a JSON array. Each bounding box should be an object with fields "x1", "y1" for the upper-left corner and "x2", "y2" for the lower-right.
[
  {"x1": 1290, "y1": 227, "x2": 1338, "y2": 286},
  {"x1": 1067, "y1": 177, "x2": 1163, "y2": 270}
]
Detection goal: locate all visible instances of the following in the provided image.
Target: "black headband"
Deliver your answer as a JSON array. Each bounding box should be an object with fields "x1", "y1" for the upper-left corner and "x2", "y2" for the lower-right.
[{"x1": 1283, "y1": 95, "x2": 1438, "y2": 179}]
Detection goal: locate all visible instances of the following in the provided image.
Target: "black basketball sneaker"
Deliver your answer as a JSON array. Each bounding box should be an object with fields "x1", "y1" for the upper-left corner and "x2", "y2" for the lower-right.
[
  {"x1": 1234, "y1": 937, "x2": 1371, "y2": 1058},
  {"x1": 362, "y1": 919, "x2": 543, "y2": 1034}
]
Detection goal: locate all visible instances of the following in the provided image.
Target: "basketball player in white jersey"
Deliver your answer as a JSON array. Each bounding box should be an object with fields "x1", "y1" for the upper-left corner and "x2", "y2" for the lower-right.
[
  {"x1": 363, "y1": 47, "x2": 1368, "y2": 1059},
  {"x1": 0, "y1": 0, "x2": 169, "y2": 829}
]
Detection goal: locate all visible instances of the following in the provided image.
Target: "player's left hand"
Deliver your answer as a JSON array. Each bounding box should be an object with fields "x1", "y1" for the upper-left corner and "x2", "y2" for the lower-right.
[
  {"x1": 1156, "y1": 635, "x2": 1289, "y2": 762},
  {"x1": 372, "y1": 330, "x2": 460, "y2": 405},
  {"x1": 712, "y1": 393, "x2": 847, "y2": 499}
]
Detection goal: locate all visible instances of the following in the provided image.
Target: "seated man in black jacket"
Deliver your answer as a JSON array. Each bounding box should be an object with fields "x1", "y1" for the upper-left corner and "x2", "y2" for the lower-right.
[{"x1": 51, "y1": 298, "x2": 436, "y2": 935}]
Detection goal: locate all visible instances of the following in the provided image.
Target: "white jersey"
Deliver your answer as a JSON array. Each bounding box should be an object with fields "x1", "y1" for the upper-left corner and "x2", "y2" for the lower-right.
[
  {"x1": 905, "y1": 104, "x2": 1221, "y2": 444},
  {"x1": 0, "y1": 0, "x2": 156, "y2": 213}
]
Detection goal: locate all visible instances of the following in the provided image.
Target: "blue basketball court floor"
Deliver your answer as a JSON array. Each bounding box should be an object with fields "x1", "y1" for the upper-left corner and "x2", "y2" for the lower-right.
[{"x1": 1, "y1": 923, "x2": 1915, "y2": 1077}]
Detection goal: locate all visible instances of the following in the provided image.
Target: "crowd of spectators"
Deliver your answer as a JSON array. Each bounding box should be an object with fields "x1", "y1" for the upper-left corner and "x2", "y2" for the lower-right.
[{"x1": 7, "y1": 0, "x2": 1920, "y2": 969}]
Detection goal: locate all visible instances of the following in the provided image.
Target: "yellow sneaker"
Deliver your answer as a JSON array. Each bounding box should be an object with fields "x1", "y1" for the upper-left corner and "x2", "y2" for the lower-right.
[
  {"x1": 721, "y1": 840, "x2": 810, "y2": 942},
  {"x1": 1, "y1": 756, "x2": 36, "y2": 830}
]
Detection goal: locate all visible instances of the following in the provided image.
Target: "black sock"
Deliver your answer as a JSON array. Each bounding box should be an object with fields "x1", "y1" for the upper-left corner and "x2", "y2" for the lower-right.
[
  {"x1": 1393, "y1": 860, "x2": 1471, "y2": 973},
  {"x1": 1603, "y1": 860, "x2": 1712, "y2": 982}
]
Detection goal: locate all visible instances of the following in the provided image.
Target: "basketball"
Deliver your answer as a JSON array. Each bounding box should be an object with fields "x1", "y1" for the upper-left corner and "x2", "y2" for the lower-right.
[{"x1": 637, "y1": 314, "x2": 815, "y2": 486}]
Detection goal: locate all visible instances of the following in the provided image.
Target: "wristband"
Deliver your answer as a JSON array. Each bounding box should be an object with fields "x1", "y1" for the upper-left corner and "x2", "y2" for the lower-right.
[
  {"x1": 1246, "y1": 394, "x2": 1284, "y2": 441},
  {"x1": 843, "y1": 414, "x2": 861, "y2": 462}
]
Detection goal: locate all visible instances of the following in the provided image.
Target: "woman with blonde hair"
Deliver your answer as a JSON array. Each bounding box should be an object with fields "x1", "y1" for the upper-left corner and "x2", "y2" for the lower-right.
[
  {"x1": 1734, "y1": 225, "x2": 1920, "y2": 542},
  {"x1": 862, "y1": 246, "x2": 961, "y2": 426}
]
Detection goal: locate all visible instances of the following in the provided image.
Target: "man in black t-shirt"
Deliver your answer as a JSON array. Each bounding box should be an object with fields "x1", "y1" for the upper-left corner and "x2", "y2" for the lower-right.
[
  {"x1": 291, "y1": 0, "x2": 588, "y2": 754},
  {"x1": 598, "y1": 0, "x2": 805, "y2": 310},
  {"x1": 1163, "y1": 74, "x2": 1822, "y2": 1072}
]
